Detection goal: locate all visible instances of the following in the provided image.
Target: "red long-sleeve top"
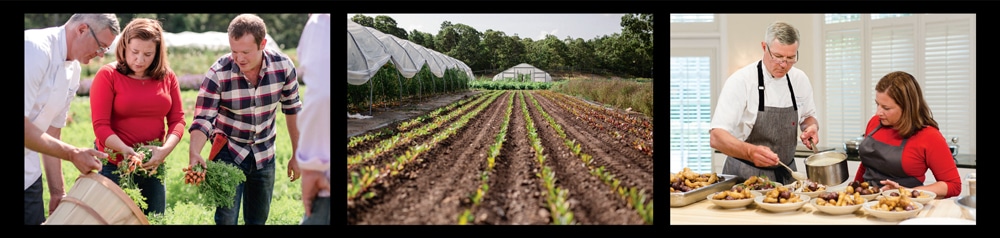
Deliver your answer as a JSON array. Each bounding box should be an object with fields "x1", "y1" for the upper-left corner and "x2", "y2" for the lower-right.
[
  {"x1": 90, "y1": 62, "x2": 186, "y2": 165},
  {"x1": 854, "y1": 115, "x2": 961, "y2": 198}
]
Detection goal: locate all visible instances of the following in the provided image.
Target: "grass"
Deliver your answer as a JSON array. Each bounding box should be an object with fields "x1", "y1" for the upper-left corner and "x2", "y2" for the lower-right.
[
  {"x1": 80, "y1": 47, "x2": 299, "y2": 80},
  {"x1": 551, "y1": 78, "x2": 654, "y2": 118},
  {"x1": 41, "y1": 85, "x2": 310, "y2": 225}
]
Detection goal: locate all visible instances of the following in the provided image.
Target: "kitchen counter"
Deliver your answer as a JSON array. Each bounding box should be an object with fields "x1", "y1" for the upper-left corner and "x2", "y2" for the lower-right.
[{"x1": 670, "y1": 196, "x2": 972, "y2": 225}]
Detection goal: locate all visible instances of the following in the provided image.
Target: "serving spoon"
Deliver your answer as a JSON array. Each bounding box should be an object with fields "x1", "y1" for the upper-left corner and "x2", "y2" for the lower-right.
[
  {"x1": 780, "y1": 139, "x2": 817, "y2": 182},
  {"x1": 778, "y1": 160, "x2": 809, "y2": 181}
]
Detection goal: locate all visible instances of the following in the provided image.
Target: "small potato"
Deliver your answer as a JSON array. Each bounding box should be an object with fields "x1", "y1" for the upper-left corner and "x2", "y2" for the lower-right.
[{"x1": 713, "y1": 191, "x2": 728, "y2": 200}]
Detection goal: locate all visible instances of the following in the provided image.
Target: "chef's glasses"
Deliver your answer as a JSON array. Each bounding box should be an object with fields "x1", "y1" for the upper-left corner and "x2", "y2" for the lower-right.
[
  {"x1": 766, "y1": 44, "x2": 798, "y2": 65},
  {"x1": 86, "y1": 23, "x2": 110, "y2": 55}
]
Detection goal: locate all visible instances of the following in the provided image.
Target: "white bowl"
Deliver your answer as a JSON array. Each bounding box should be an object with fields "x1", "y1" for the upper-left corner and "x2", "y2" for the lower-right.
[
  {"x1": 707, "y1": 191, "x2": 762, "y2": 209},
  {"x1": 754, "y1": 194, "x2": 810, "y2": 213},
  {"x1": 863, "y1": 201, "x2": 923, "y2": 221},
  {"x1": 881, "y1": 189, "x2": 936, "y2": 205},
  {"x1": 810, "y1": 197, "x2": 863, "y2": 215}
]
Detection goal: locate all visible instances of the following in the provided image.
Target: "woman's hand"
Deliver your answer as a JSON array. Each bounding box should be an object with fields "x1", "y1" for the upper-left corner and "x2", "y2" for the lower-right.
[
  {"x1": 879, "y1": 179, "x2": 903, "y2": 191},
  {"x1": 140, "y1": 145, "x2": 168, "y2": 171}
]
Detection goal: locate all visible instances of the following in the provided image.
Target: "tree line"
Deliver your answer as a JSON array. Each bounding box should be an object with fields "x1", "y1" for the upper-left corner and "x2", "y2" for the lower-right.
[
  {"x1": 351, "y1": 14, "x2": 654, "y2": 78},
  {"x1": 24, "y1": 13, "x2": 311, "y2": 49}
]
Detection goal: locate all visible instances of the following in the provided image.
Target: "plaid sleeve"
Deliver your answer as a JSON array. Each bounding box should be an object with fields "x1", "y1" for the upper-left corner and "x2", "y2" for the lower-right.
[
  {"x1": 188, "y1": 63, "x2": 224, "y2": 138},
  {"x1": 280, "y1": 64, "x2": 302, "y2": 115}
]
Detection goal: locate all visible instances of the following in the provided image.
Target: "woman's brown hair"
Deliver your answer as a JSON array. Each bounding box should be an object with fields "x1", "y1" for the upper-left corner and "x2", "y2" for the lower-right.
[
  {"x1": 875, "y1": 71, "x2": 938, "y2": 138},
  {"x1": 114, "y1": 18, "x2": 171, "y2": 80}
]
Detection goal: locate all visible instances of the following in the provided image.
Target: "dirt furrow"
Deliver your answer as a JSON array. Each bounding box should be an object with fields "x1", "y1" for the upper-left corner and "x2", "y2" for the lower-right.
[
  {"x1": 531, "y1": 91, "x2": 654, "y2": 202},
  {"x1": 477, "y1": 91, "x2": 549, "y2": 225},
  {"x1": 525, "y1": 91, "x2": 645, "y2": 225},
  {"x1": 346, "y1": 92, "x2": 487, "y2": 176},
  {"x1": 348, "y1": 91, "x2": 507, "y2": 224}
]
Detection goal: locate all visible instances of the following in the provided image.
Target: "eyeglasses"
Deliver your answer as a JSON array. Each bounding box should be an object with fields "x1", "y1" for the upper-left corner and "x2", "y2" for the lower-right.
[
  {"x1": 766, "y1": 44, "x2": 798, "y2": 65},
  {"x1": 86, "y1": 24, "x2": 110, "y2": 55}
]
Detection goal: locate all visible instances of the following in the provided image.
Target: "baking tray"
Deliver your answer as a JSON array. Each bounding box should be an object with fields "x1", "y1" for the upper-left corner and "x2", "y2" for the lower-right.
[{"x1": 670, "y1": 174, "x2": 740, "y2": 207}]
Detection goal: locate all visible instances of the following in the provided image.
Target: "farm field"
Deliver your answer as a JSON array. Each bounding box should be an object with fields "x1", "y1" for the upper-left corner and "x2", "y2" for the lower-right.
[{"x1": 347, "y1": 90, "x2": 653, "y2": 225}]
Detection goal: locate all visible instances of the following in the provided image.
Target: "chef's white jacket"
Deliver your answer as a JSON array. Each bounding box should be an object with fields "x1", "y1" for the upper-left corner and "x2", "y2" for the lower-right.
[
  {"x1": 710, "y1": 60, "x2": 817, "y2": 142},
  {"x1": 24, "y1": 26, "x2": 81, "y2": 190}
]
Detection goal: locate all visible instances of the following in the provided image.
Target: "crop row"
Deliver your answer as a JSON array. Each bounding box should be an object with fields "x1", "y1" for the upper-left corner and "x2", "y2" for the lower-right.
[
  {"x1": 520, "y1": 91, "x2": 575, "y2": 225},
  {"x1": 347, "y1": 91, "x2": 492, "y2": 170},
  {"x1": 525, "y1": 92, "x2": 653, "y2": 224},
  {"x1": 458, "y1": 91, "x2": 516, "y2": 225},
  {"x1": 348, "y1": 91, "x2": 504, "y2": 201}
]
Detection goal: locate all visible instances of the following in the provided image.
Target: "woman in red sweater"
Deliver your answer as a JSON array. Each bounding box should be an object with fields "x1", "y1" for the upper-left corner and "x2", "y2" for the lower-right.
[
  {"x1": 90, "y1": 18, "x2": 185, "y2": 215},
  {"x1": 855, "y1": 71, "x2": 961, "y2": 198}
]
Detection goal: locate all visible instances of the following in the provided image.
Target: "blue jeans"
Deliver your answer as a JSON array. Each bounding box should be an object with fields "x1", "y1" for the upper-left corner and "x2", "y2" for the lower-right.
[
  {"x1": 301, "y1": 196, "x2": 330, "y2": 225},
  {"x1": 99, "y1": 163, "x2": 166, "y2": 216},
  {"x1": 24, "y1": 177, "x2": 45, "y2": 225},
  {"x1": 213, "y1": 148, "x2": 275, "y2": 225}
]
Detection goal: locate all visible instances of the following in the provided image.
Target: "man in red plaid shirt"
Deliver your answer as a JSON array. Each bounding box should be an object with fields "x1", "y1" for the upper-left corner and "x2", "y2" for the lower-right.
[{"x1": 187, "y1": 14, "x2": 302, "y2": 225}]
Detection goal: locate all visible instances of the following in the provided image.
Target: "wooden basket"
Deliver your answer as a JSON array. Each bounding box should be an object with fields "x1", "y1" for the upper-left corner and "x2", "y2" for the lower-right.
[{"x1": 43, "y1": 173, "x2": 149, "y2": 225}]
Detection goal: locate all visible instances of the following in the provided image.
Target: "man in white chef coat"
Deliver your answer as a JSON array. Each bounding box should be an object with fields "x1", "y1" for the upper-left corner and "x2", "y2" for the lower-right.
[
  {"x1": 709, "y1": 21, "x2": 819, "y2": 185},
  {"x1": 24, "y1": 13, "x2": 119, "y2": 225}
]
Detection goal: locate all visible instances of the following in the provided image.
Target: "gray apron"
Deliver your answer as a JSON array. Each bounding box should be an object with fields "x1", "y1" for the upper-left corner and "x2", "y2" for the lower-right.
[
  {"x1": 858, "y1": 124, "x2": 923, "y2": 187},
  {"x1": 723, "y1": 61, "x2": 800, "y2": 185}
]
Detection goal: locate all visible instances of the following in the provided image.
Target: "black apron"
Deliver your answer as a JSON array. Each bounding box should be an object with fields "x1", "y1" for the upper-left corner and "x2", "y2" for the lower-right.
[
  {"x1": 723, "y1": 61, "x2": 800, "y2": 185},
  {"x1": 858, "y1": 124, "x2": 923, "y2": 188}
]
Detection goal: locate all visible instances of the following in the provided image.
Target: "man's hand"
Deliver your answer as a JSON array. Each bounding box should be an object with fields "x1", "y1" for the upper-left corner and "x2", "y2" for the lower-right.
[
  {"x1": 300, "y1": 169, "x2": 329, "y2": 217},
  {"x1": 287, "y1": 155, "x2": 301, "y2": 182},
  {"x1": 69, "y1": 148, "x2": 106, "y2": 174},
  {"x1": 800, "y1": 124, "x2": 819, "y2": 150},
  {"x1": 748, "y1": 145, "x2": 780, "y2": 167},
  {"x1": 189, "y1": 153, "x2": 207, "y2": 171},
  {"x1": 48, "y1": 194, "x2": 64, "y2": 215}
]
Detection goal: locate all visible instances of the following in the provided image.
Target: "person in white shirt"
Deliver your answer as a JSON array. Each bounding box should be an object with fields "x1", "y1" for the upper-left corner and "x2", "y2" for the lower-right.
[
  {"x1": 24, "y1": 13, "x2": 120, "y2": 225},
  {"x1": 293, "y1": 13, "x2": 331, "y2": 225},
  {"x1": 709, "y1": 21, "x2": 819, "y2": 185}
]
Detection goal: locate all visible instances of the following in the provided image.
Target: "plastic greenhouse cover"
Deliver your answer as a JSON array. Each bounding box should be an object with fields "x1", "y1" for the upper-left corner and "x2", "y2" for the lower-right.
[
  {"x1": 366, "y1": 26, "x2": 421, "y2": 79},
  {"x1": 347, "y1": 19, "x2": 390, "y2": 85},
  {"x1": 347, "y1": 19, "x2": 473, "y2": 84}
]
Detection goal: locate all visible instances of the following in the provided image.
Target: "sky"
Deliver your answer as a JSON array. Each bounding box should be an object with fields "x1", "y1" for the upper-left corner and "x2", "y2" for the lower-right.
[{"x1": 347, "y1": 14, "x2": 626, "y2": 41}]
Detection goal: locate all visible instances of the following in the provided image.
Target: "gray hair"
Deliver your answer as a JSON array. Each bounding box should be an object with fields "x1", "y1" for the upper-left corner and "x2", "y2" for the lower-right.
[
  {"x1": 65, "y1": 14, "x2": 121, "y2": 36},
  {"x1": 764, "y1": 21, "x2": 799, "y2": 47}
]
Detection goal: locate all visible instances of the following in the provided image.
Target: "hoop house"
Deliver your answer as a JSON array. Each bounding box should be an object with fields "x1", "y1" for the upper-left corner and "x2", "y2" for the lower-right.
[{"x1": 347, "y1": 19, "x2": 390, "y2": 85}]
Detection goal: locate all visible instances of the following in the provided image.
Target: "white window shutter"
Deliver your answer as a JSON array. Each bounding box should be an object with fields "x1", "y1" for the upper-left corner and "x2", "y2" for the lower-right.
[
  {"x1": 869, "y1": 22, "x2": 916, "y2": 117},
  {"x1": 670, "y1": 56, "x2": 713, "y2": 174},
  {"x1": 923, "y1": 18, "x2": 973, "y2": 153},
  {"x1": 823, "y1": 29, "x2": 866, "y2": 147}
]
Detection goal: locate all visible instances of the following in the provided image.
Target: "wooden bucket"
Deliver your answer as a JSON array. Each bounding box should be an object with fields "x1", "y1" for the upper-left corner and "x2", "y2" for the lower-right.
[{"x1": 43, "y1": 173, "x2": 149, "y2": 225}]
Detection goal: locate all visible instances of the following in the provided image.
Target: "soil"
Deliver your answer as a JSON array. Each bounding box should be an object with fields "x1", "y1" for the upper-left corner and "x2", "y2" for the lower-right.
[{"x1": 347, "y1": 90, "x2": 653, "y2": 225}]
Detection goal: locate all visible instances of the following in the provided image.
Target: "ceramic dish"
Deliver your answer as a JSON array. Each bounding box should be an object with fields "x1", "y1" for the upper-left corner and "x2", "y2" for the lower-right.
[
  {"x1": 706, "y1": 191, "x2": 762, "y2": 209},
  {"x1": 862, "y1": 201, "x2": 923, "y2": 221},
  {"x1": 754, "y1": 194, "x2": 810, "y2": 213},
  {"x1": 810, "y1": 197, "x2": 863, "y2": 215},
  {"x1": 881, "y1": 189, "x2": 936, "y2": 205}
]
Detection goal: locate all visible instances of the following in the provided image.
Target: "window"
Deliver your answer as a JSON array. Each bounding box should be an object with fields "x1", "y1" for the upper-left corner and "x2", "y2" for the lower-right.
[
  {"x1": 823, "y1": 14, "x2": 975, "y2": 155},
  {"x1": 825, "y1": 14, "x2": 861, "y2": 24},
  {"x1": 670, "y1": 14, "x2": 714, "y2": 23},
  {"x1": 871, "y1": 14, "x2": 913, "y2": 20},
  {"x1": 824, "y1": 28, "x2": 865, "y2": 145},
  {"x1": 923, "y1": 17, "x2": 973, "y2": 152},
  {"x1": 670, "y1": 56, "x2": 713, "y2": 174}
]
